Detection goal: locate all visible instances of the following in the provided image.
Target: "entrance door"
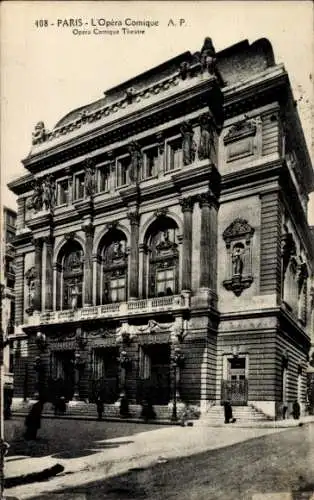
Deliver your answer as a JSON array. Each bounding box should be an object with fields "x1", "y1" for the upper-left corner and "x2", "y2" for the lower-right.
[
  {"x1": 137, "y1": 344, "x2": 171, "y2": 405},
  {"x1": 90, "y1": 347, "x2": 119, "y2": 403},
  {"x1": 51, "y1": 350, "x2": 75, "y2": 401},
  {"x1": 221, "y1": 357, "x2": 248, "y2": 406}
]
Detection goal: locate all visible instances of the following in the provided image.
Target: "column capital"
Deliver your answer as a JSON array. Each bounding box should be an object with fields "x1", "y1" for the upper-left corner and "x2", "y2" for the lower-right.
[
  {"x1": 127, "y1": 210, "x2": 140, "y2": 226},
  {"x1": 42, "y1": 235, "x2": 54, "y2": 245},
  {"x1": 198, "y1": 192, "x2": 219, "y2": 210},
  {"x1": 179, "y1": 196, "x2": 195, "y2": 213},
  {"x1": 32, "y1": 237, "x2": 43, "y2": 250},
  {"x1": 81, "y1": 222, "x2": 95, "y2": 236}
]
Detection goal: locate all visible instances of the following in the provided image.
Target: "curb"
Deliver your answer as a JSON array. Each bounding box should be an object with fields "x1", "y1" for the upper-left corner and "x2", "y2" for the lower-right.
[{"x1": 11, "y1": 412, "x2": 183, "y2": 426}]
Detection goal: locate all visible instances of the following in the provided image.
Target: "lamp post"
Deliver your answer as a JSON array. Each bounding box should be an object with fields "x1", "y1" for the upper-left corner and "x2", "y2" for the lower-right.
[
  {"x1": 117, "y1": 350, "x2": 131, "y2": 417},
  {"x1": 34, "y1": 332, "x2": 47, "y2": 400},
  {"x1": 72, "y1": 353, "x2": 85, "y2": 401},
  {"x1": 171, "y1": 347, "x2": 185, "y2": 422}
]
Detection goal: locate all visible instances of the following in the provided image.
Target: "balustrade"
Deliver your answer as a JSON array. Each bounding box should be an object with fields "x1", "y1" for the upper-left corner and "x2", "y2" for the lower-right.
[{"x1": 35, "y1": 294, "x2": 189, "y2": 327}]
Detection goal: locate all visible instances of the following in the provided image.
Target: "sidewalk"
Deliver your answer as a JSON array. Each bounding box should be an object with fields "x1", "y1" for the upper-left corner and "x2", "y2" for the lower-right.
[{"x1": 4, "y1": 423, "x2": 298, "y2": 499}]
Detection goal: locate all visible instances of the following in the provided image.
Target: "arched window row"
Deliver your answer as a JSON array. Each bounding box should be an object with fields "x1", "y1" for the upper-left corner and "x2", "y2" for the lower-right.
[{"x1": 54, "y1": 217, "x2": 182, "y2": 310}]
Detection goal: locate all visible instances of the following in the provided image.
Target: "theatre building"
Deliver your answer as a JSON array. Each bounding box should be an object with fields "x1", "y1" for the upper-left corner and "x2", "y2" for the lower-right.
[{"x1": 9, "y1": 37, "x2": 314, "y2": 420}]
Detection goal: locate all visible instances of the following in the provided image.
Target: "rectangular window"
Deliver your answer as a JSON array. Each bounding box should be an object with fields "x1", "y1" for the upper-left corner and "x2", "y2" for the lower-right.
[
  {"x1": 56, "y1": 179, "x2": 69, "y2": 206},
  {"x1": 116, "y1": 156, "x2": 129, "y2": 187},
  {"x1": 110, "y1": 277, "x2": 126, "y2": 302},
  {"x1": 73, "y1": 172, "x2": 85, "y2": 200},
  {"x1": 156, "y1": 268, "x2": 175, "y2": 296},
  {"x1": 143, "y1": 146, "x2": 158, "y2": 179},
  {"x1": 97, "y1": 164, "x2": 110, "y2": 193},
  {"x1": 166, "y1": 137, "x2": 182, "y2": 172}
]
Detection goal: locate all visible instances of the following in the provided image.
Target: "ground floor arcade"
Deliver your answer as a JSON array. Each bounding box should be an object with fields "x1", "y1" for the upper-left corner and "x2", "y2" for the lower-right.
[{"x1": 12, "y1": 311, "x2": 310, "y2": 419}]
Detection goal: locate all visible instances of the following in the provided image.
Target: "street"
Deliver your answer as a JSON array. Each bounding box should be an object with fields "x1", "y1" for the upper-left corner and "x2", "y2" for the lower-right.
[
  {"x1": 4, "y1": 417, "x2": 163, "y2": 459},
  {"x1": 4, "y1": 417, "x2": 314, "y2": 499},
  {"x1": 30, "y1": 423, "x2": 314, "y2": 500}
]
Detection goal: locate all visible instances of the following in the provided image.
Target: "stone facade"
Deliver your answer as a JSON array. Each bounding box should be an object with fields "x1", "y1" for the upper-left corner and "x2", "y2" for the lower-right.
[{"x1": 8, "y1": 37, "x2": 314, "y2": 419}]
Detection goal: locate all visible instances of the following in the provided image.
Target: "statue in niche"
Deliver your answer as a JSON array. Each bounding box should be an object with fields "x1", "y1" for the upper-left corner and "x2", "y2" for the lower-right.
[
  {"x1": 112, "y1": 241, "x2": 124, "y2": 260},
  {"x1": 42, "y1": 175, "x2": 55, "y2": 210},
  {"x1": 69, "y1": 283, "x2": 80, "y2": 310},
  {"x1": 32, "y1": 122, "x2": 46, "y2": 145},
  {"x1": 25, "y1": 267, "x2": 37, "y2": 313},
  {"x1": 200, "y1": 37, "x2": 217, "y2": 75},
  {"x1": 232, "y1": 243, "x2": 244, "y2": 276},
  {"x1": 198, "y1": 114, "x2": 215, "y2": 161},
  {"x1": 181, "y1": 122, "x2": 196, "y2": 166}
]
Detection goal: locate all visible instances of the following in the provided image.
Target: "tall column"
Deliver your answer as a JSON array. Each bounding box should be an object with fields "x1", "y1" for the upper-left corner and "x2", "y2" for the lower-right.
[
  {"x1": 44, "y1": 235, "x2": 54, "y2": 311},
  {"x1": 180, "y1": 197, "x2": 194, "y2": 292},
  {"x1": 198, "y1": 193, "x2": 219, "y2": 290},
  {"x1": 14, "y1": 254, "x2": 25, "y2": 325},
  {"x1": 128, "y1": 210, "x2": 140, "y2": 300},
  {"x1": 82, "y1": 223, "x2": 95, "y2": 307},
  {"x1": 16, "y1": 197, "x2": 25, "y2": 232},
  {"x1": 33, "y1": 238, "x2": 43, "y2": 312}
]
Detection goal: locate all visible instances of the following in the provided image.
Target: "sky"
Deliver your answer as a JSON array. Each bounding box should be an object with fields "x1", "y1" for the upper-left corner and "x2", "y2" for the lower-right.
[{"x1": 1, "y1": 1, "x2": 313, "y2": 221}]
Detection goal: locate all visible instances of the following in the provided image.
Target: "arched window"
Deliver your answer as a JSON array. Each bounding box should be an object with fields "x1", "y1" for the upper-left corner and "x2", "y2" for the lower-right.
[
  {"x1": 56, "y1": 241, "x2": 84, "y2": 310},
  {"x1": 145, "y1": 218, "x2": 179, "y2": 298},
  {"x1": 98, "y1": 230, "x2": 128, "y2": 304}
]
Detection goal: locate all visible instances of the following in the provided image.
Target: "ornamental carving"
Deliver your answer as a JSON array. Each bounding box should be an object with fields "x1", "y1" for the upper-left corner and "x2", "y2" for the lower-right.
[
  {"x1": 125, "y1": 87, "x2": 137, "y2": 104},
  {"x1": 154, "y1": 208, "x2": 168, "y2": 219},
  {"x1": 224, "y1": 116, "x2": 257, "y2": 145},
  {"x1": 180, "y1": 121, "x2": 196, "y2": 166},
  {"x1": 32, "y1": 121, "x2": 47, "y2": 145},
  {"x1": 179, "y1": 61, "x2": 191, "y2": 80},
  {"x1": 179, "y1": 196, "x2": 194, "y2": 213},
  {"x1": 297, "y1": 262, "x2": 309, "y2": 295},
  {"x1": 25, "y1": 267, "x2": 36, "y2": 313},
  {"x1": 199, "y1": 37, "x2": 217, "y2": 75},
  {"x1": 222, "y1": 218, "x2": 255, "y2": 296},
  {"x1": 155, "y1": 230, "x2": 177, "y2": 254},
  {"x1": 198, "y1": 114, "x2": 215, "y2": 161},
  {"x1": 281, "y1": 231, "x2": 296, "y2": 277},
  {"x1": 222, "y1": 218, "x2": 255, "y2": 248}
]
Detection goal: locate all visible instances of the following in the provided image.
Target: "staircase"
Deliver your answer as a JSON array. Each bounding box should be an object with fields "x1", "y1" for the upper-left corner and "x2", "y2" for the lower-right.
[{"x1": 199, "y1": 405, "x2": 273, "y2": 426}]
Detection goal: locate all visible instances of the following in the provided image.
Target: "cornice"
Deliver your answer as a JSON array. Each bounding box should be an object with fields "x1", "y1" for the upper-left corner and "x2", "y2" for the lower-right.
[{"x1": 23, "y1": 77, "x2": 222, "y2": 171}]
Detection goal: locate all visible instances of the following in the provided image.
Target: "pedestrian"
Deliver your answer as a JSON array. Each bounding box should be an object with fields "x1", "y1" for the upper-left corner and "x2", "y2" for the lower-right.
[
  {"x1": 141, "y1": 397, "x2": 156, "y2": 422},
  {"x1": 223, "y1": 400, "x2": 235, "y2": 424},
  {"x1": 24, "y1": 399, "x2": 45, "y2": 440},
  {"x1": 282, "y1": 402, "x2": 288, "y2": 420},
  {"x1": 292, "y1": 400, "x2": 301, "y2": 420},
  {"x1": 96, "y1": 395, "x2": 104, "y2": 420}
]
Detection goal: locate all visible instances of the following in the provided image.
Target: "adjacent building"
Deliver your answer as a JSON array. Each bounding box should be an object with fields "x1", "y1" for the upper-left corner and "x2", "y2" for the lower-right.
[
  {"x1": 8, "y1": 37, "x2": 314, "y2": 419},
  {"x1": 1, "y1": 207, "x2": 16, "y2": 415}
]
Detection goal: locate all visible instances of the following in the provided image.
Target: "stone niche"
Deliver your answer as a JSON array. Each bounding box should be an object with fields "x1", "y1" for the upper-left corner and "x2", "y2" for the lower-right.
[{"x1": 222, "y1": 218, "x2": 255, "y2": 297}]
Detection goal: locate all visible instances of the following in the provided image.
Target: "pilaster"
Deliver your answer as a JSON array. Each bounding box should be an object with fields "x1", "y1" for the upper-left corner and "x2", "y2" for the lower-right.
[
  {"x1": 128, "y1": 210, "x2": 140, "y2": 299},
  {"x1": 82, "y1": 223, "x2": 95, "y2": 307},
  {"x1": 43, "y1": 235, "x2": 54, "y2": 311},
  {"x1": 33, "y1": 238, "x2": 43, "y2": 312},
  {"x1": 180, "y1": 197, "x2": 194, "y2": 292}
]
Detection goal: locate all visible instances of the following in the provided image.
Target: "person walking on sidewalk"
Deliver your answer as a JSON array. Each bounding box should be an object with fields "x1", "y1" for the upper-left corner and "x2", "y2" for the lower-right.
[
  {"x1": 24, "y1": 399, "x2": 45, "y2": 440},
  {"x1": 96, "y1": 394, "x2": 104, "y2": 420}
]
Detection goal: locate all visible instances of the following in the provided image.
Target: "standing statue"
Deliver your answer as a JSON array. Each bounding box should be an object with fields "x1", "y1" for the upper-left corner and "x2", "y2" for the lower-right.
[
  {"x1": 198, "y1": 114, "x2": 215, "y2": 161},
  {"x1": 128, "y1": 142, "x2": 142, "y2": 184},
  {"x1": 180, "y1": 122, "x2": 196, "y2": 166},
  {"x1": 200, "y1": 37, "x2": 217, "y2": 75},
  {"x1": 28, "y1": 180, "x2": 43, "y2": 212},
  {"x1": 85, "y1": 164, "x2": 95, "y2": 197},
  {"x1": 232, "y1": 244, "x2": 244, "y2": 276},
  {"x1": 70, "y1": 283, "x2": 79, "y2": 310},
  {"x1": 42, "y1": 175, "x2": 55, "y2": 211}
]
